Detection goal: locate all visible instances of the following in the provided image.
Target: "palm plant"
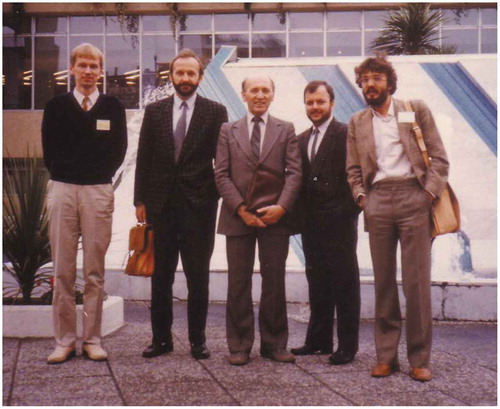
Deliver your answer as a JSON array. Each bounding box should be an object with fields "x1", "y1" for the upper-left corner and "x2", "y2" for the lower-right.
[
  {"x1": 3, "y1": 150, "x2": 52, "y2": 303},
  {"x1": 371, "y1": 4, "x2": 455, "y2": 55}
]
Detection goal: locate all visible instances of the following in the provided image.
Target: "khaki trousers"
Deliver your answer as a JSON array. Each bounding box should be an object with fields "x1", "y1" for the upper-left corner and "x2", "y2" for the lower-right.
[
  {"x1": 47, "y1": 181, "x2": 114, "y2": 347},
  {"x1": 365, "y1": 178, "x2": 432, "y2": 368}
]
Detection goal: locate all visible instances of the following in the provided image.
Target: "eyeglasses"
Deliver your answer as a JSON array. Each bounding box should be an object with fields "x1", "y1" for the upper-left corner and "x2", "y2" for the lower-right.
[{"x1": 360, "y1": 75, "x2": 387, "y2": 85}]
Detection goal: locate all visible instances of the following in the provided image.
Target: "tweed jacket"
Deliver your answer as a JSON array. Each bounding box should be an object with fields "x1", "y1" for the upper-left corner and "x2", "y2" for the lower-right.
[
  {"x1": 215, "y1": 114, "x2": 302, "y2": 236},
  {"x1": 296, "y1": 117, "x2": 359, "y2": 230},
  {"x1": 134, "y1": 94, "x2": 228, "y2": 215},
  {"x1": 346, "y1": 98, "x2": 449, "y2": 201}
]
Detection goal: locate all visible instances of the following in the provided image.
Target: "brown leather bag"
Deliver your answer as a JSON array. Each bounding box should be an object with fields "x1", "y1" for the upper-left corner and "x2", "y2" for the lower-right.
[
  {"x1": 245, "y1": 163, "x2": 285, "y2": 213},
  {"x1": 125, "y1": 223, "x2": 154, "y2": 277},
  {"x1": 404, "y1": 100, "x2": 460, "y2": 237}
]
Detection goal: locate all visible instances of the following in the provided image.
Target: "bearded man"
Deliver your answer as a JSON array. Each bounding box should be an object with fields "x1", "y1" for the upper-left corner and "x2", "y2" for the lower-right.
[{"x1": 134, "y1": 49, "x2": 228, "y2": 360}]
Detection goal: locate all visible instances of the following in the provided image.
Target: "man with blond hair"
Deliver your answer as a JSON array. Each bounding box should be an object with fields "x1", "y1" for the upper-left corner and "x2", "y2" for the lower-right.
[{"x1": 42, "y1": 43, "x2": 127, "y2": 364}]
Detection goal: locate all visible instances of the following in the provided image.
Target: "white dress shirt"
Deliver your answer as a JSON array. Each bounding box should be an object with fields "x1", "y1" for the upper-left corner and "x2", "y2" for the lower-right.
[
  {"x1": 173, "y1": 93, "x2": 197, "y2": 131},
  {"x1": 307, "y1": 116, "x2": 333, "y2": 161},
  {"x1": 73, "y1": 88, "x2": 99, "y2": 110},
  {"x1": 246, "y1": 111, "x2": 269, "y2": 154}
]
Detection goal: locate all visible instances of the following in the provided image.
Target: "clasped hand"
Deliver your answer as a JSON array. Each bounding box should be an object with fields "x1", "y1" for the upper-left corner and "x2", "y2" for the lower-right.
[{"x1": 238, "y1": 204, "x2": 285, "y2": 228}]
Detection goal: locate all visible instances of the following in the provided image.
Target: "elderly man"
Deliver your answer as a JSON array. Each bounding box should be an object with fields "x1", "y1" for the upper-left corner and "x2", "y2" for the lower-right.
[{"x1": 215, "y1": 73, "x2": 302, "y2": 366}]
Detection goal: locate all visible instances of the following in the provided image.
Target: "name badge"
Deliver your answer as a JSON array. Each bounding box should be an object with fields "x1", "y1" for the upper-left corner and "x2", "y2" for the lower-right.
[
  {"x1": 96, "y1": 119, "x2": 111, "y2": 131},
  {"x1": 398, "y1": 111, "x2": 415, "y2": 123}
]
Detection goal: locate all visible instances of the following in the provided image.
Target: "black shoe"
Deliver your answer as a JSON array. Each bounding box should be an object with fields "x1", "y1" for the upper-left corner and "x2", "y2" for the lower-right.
[
  {"x1": 142, "y1": 341, "x2": 173, "y2": 358},
  {"x1": 291, "y1": 345, "x2": 332, "y2": 356},
  {"x1": 191, "y1": 343, "x2": 210, "y2": 360},
  {"x1": 328, "y1": 350, "x2": 356, "y2": 365}
]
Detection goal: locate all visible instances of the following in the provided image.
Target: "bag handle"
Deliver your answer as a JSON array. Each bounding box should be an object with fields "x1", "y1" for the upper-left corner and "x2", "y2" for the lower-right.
[{"x1": 403, "y1": 100, "x2": 430, "y2": 168}]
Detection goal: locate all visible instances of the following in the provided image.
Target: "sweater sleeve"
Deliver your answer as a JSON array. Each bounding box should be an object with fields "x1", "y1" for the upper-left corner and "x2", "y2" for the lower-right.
[
  {"x1": 110, "y1": 99, "x2": 128, "y2": 175},
  {"x1": 41, "y1": 99, "x2": 56, "y2": 175}
]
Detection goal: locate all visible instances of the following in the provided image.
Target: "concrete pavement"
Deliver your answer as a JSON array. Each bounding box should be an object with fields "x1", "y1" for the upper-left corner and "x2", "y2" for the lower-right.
[{"x1": 3, "y1": 301, "x2": 497, "y2": 406}]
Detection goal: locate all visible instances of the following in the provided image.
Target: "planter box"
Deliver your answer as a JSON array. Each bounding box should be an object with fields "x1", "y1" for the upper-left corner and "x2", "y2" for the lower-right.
[{"x1": 3, "y1": 296, "x2": 124, "y2": 338}]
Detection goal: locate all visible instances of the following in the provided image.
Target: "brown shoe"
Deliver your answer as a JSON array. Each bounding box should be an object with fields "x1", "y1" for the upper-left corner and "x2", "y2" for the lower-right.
[
  {"x1": 261, "y1": 349, "x2": 296, "y2": 363},
  {"x1": 410, "y1": 367, "x2": 433, "y2": 382},
  {"x1": 228, "y1": 352, "x2": 250, "y2": 366},
  {"x1": 47, "y1": 346, "x2": 76, "y2": 365},
  {"x1": 371, "y1": 363, "x2": 398, "y2": 377},
  {"x1": 82, "y1": 344, "x2": 108, "y2": 361}
]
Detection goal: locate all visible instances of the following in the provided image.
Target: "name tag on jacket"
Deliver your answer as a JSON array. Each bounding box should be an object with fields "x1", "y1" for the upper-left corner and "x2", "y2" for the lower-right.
[
  {"x1": 96, "y1": 119, "x2": 111, "y2": 131},
  {"x1": 398, "y1": 112, "x2": 415, "y2": 123}
]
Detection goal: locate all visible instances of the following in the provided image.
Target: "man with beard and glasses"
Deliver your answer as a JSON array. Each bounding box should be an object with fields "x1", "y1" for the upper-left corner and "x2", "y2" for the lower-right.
[
  {"x1": 134, "y1": 49, "x2": 228, "y2": 360},
  {"x1": 291, "y1": 81, "x2": 360, "y2": 366},
  {"x1": 346, "y1": 54, "x2": 449, "y2": 382}
]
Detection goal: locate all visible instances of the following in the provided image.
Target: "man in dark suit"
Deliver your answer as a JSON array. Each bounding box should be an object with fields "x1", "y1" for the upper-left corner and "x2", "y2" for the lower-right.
[
  {"x1": 291, "y1": 81, "x2": 361, "y2": 365},
  {"x1": 134, "y1": 49, "x2": 228, "y2": 360},
  {"x1": 215, "y1": 73, "x2": 302, "y2": 366}
]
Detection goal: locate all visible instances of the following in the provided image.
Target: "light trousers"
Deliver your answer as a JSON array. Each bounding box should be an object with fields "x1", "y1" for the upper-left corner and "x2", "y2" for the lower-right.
[{"x1": 47, "y1": 181, "x2": 114, "y2": 347}]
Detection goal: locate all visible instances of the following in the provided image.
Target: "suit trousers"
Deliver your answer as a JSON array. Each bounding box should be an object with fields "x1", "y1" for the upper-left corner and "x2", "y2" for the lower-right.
[
  {"x1": 149, "y1": 186, "x2": 217, "y2": 346},
  {"x1": 365, "y1": 178, "x2": 432, "y2": 368},
  {"x1": 301, "y1": 213, "x2": 360, "y2": 353},
  {"x1": 47, "y1": 181, "x2": 114, "y2": 348},
  {"x1": 226, "y1": 231, "x2": 290, "y2": 354}
]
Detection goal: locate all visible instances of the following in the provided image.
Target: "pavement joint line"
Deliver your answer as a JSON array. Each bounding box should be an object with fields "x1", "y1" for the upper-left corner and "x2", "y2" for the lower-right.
[
  {"x1": 5, "y1": 339, "x2": 22, "y2": 406},
  {"x1": 106, "y1": 359, "x2": 127, "y2": 406},
  {"x1": 195, "y1": 358, "x2": 242, "y2": 406},
  {"x1": 434, "y1": 387, "x2": 470, "y2": 406}
]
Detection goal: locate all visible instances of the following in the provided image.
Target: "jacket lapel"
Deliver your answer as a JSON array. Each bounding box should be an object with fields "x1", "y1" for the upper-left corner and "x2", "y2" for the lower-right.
[
  {"x1": 260, "y1": 115, "x2": 282, "y2": 163},
  {"x1": 232, "y1": 116, "x2": 258, "y2": 165},
  {"x1": 359, "y1": 108, "x2": 378, "y2": 166},
  {"x1": 161, "y1": 97, "x2": 176, "y2": 162},
  {"x1": 310, "y1": 119, "x2": 337, "y2": 174},
  {"x1": 178, "y1": 95, "x2": 203, "y2": 163},
  {"x1": 394, "y1": 98, "x2": 413, "y2": 157}
]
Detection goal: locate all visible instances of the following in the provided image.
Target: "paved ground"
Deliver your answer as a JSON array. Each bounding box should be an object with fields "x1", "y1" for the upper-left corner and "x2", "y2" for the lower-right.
[{"x1": 3, "y1": 301, "x2": 497, "y2": 406}]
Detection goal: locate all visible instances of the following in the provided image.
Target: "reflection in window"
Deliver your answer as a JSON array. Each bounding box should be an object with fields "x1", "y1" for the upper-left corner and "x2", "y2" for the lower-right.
[
  {"x1": 442, "y1": 29, "x2": 478, "y2": 53},
  {"x1": 215, "y1": 14, "x2": 248, "y2": 32},
  {"x1": 481, "y1": 29, "x2": 497, "y2": 53},
  {"x1": 180, "y1": 15, "x2": 212, "y2": 32},
  {"x1": 36, "y1": 17, "x2": 67, "y2": 34},
  {"x1": 289, "y1": 12, "x2": 323, "y2": 30},
  {"x1": 179, "y1": 35, "x2": 212, "y2": 60},
  {"x1": 3, "y1": 11, "x2": 31, "y2": 34},
  {"x1": 327, "y1": 32, "x2": 362, "y2": 56},
  {"x1": 481, "y1": 8, "x2": 497, "y2": 26},
  {"x1": 252, "y1": 13, "x2": 286, "y2": 31},
  {"x1": 327, "y1": 11, "x2": 361, "y2": 29},
  {"x1": 443, "y1": 9, "x2": 479, "y2": 26},
  {"x1": 35, "y1": 37, "x2": 68, "y2": 109},
  {"x1": 105, "y1": 35, "x2": 140, "y2": 108},
  {"x1": 3, "y1": 36, "x2": 31, "y2": 109},
  {"x1": 289, "y1": 33, "x2": 323, "y2": 57},
  {"x1": 215, "y1": 34, "x2": 249, "y2": 58},
  {"x1": 69, "y1": 36, "x2": 104, "y2": 93},
  {"x1": 365, "y1": 30, "x2": 381, "y2": 55},
  {"x1": 143, "y1": 16, "x2": 172, "y2": 33},
  {"x1": 364, "y1": 10, "x2": 388, "y2": 29},
  {"x1": 142, "y1": 35, "x2": 176, "y2": 100},
  {"x1": 252, "y1": 34, "x2": 285, "y2": 57},
  {"x1": 70, "y1": 16, "x2": 104, "y2": 34}
]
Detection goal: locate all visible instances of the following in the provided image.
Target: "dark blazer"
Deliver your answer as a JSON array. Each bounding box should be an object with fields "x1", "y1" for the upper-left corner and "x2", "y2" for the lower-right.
[
  {"x1": 215, "y1": 114, "x2": 302, "y2": 236},
  {"x1": 296, "y1": 117, "x2": 359, "y2": 230},
  {"x1": 134, "y1": 94, "x2": 228, "y2": 215}
]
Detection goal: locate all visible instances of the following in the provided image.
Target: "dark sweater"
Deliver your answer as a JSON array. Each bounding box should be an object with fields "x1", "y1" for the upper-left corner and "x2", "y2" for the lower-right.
[{"x1": 42, "y1": 92, "x2": 127, "y2": 185}]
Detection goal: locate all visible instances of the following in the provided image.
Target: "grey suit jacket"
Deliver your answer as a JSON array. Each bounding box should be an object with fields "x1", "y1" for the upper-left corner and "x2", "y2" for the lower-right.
[
  {"x1": 215, "y1": 114, "x2": 302, "y2": 236},
  {"x1": 346, "y1": 98, "x2": 449, "y2": 201}
]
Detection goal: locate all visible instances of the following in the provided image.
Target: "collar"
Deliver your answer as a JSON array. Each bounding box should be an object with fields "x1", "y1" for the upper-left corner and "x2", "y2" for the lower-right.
[
  {"x1": 312, "y1": 115, "x2": 333, "y2": 135},
  {"x1": 371, "y1": 98, "x2": 395, "y2": 119},
  {"x1": 247, "y1": 111, "x2": 269, "y2": 127},
  {"x1": 73, "y1": 88, "x2": 99, "y2": 106},
  {"x1": 174, "y1": 93, "x2": 197, "y2": 110}
]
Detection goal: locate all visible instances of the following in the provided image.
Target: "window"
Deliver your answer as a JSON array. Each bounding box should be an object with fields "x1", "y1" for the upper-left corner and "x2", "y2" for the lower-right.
[{"x1": 3, "y1": 36, "x2": 31, "y2": 109}]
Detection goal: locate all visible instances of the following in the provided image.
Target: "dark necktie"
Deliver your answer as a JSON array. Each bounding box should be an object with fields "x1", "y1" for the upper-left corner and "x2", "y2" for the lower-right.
[
  {"x1": 251, "y1": 116, "x2": 262, "y2": 160},
  {"x1": 310, "y1": 128, "x2": 320, "y2": 162},
  {"x1": 174, "y1": 101, "x2": 188, "y2": 162},
  {"x1": 82, "y1": 96, "x2": 90, "y2": 112}
]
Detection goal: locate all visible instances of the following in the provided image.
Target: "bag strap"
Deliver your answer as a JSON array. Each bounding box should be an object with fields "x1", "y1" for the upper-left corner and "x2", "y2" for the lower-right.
[{"x1": 404, "y1": 100, "x2": 430, "y2": 168}]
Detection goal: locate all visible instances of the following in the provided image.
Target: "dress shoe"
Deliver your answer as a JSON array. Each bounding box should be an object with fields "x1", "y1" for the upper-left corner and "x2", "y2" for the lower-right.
[
  {"x1": 410, "y1": 367, "x2": 433, "y2": 382},
  {"x1": 328, "y1": 350, "x2": 356, "y2": 365},
  {"x1": 47, "y1": 346, "x2": 76, "y2": 364},
  {"x1": 82, "y1": 344, "x2": 108, "y2": 361},
  {"x1": 191, "y1": 343, "x2": 210, "y2": 360},
  {"x1": 142, "y1": 341, "x2": 173, "y2": 358},
  {"x1": 261, "y1": 349, "x2": 296, "y2": 363},
  {"x1": 291, "y1": 345, "x2": 332, "y2": 356},
  {"x1": 228, "y1": 352, "x2": 250, "y2": 366},
  {"x1": 371, "y1": 363, "x2": 399, "y2": 377}
]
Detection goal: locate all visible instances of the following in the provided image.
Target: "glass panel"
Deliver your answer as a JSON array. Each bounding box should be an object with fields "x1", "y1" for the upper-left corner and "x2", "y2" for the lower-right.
[
  {"x1": 252, "y1": 13, "x2": 285, "y2": 31},
  {"x1": 69, "y1": 37, "x2": 104, "y2": 93},
  {"x1": 364, "y1": 10, "x2": 389, "y2": 29},
  {"x1": 70, "y1": 16, "x2": 104, "y2": 34},
  {"x1": 179, "y1": 14, "x2": 212, "y2": 32},
  {"x1": 105, "y1": 16, "x2": 140, "y2": 34},
  {"x1": 327, "y1": 11, "x2": 361, "y2": 30},
  {"x1": 35, "y1": 37, "x2": 68, "y2": 109},
  {"x1": 3, "y1": 12, "x2": 31, "y2": 34},
  {"x1": 443, "y1": 8, "x2": 479, "y2": 26},
  {"x1": 481, "y1": 8, "x2": 497, "y2": 26},
  {"x1": 442, "y1": 29, "x2": 478, "y2": 53},
  {"x1": 142, "y1": 35, "x2": 176, "y2": 99},
  {"x1": 289, "y1": 33, "x2": 323, "y2": 57},
  {"x1": 36, "y1": 16, "x2": 67, "y2": 34},
  {"x1": 143, "y1": 16, "x2": 172, "y2": 32},
  {"x1": 481, "y1": 28, "x2": 497, "y2": 53},
  {"x1": 3, "y1": 36, "x2": 32, "y2": 109},
  {"x1": 364, "y1": 30, "x2": 381, "y2": 55},
  {"x1": 178, "y1": 35, "x2": 212, "y2": 61},
  {"x1": 327, "y1": 32, "x2": 362, "y2": 56},
  {"x1": 105, "y1": 35, "x2": 140, "y2": 108},
  {"x1": 215, "y1": 34, "x2": 249, "y2": 58},
  {"x1": 289, "y1": 12, "x2": 323, "y2": 30},
  {"x1": 215, "y1": 13, "x2": 248, "y2": 32},
  {"x1": 252, "y1": 34, "x2": 285, "y2": 57}
]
